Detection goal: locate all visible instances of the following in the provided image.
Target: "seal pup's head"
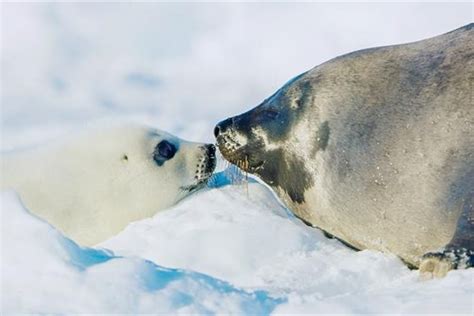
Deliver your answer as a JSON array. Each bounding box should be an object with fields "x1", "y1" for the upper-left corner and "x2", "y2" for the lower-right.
[
  {"x1": 120, "y1": 126, "x2": 217, "y2": 199},
  {"x1": 153, "y1": 134, "x2": 217, "y2": 195},
  {"x1": 214, "y1": 72, "x2": 328, "y2": 205},
  {"x1": 2, "y1": 124, "x2": 217, "y2": 246}
]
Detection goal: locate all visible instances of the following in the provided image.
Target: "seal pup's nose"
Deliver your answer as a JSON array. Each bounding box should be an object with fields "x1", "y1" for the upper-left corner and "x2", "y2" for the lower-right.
[
  {"x1": 204, "y1": 144, "x2": 216, "y2": 174},
  {"x1": 205, "y1": 144, "x2": 216, "y2": 157}
]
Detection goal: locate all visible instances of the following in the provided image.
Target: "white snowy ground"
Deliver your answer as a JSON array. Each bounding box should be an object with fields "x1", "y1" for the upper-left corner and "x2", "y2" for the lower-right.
[
  {"x1": 2, "y1": 172, "x2": 473, "y2": 314},
  {"x1": 2, "y1": 2, "x2": 473, "y2": 315}
]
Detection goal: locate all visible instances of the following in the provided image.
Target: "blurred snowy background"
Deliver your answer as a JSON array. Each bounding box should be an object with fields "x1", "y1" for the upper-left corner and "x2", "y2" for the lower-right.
[
  {"x1": 2, "y1": 2, "x2": 472, "y2": 148},
  {"x1": 1, "y1": 2, "x2": 473, "y2": 314}
]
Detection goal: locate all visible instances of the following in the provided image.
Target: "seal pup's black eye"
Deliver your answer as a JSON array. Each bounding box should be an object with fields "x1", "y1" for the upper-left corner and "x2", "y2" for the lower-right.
[{"x1": 154, "y1": 140, "x2": 177, "y2": 165}]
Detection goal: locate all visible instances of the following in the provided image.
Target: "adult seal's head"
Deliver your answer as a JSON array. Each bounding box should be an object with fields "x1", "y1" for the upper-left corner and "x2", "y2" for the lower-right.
[
  {"x1": 1, "y1": 125, "x2": 217, "y2": 246},
  {"x1": 214, "y1": 70, "x2": 320, "y2": 205},
  {"x1": 215, "y1": 24, "x2": 474, "y2": 277}
]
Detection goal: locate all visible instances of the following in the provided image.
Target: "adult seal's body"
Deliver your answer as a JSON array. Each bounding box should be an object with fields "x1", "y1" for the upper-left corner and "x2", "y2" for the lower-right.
[
  {"x1": 2, "y1": 125, "x2": 216, "y2": 246},
  {"x1": 215, "y1": 24, "x2": 473, "y2": 277}
]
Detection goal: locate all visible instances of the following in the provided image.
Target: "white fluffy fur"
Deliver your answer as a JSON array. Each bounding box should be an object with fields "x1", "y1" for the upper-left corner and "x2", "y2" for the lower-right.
[{"x1": 1, "y1": 125, "x2": 210, "y2": 246}]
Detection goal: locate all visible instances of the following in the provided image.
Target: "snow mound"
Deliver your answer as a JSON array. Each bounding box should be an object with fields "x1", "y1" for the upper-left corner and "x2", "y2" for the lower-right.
[
  {"x1": 1, "y1": 191, "x2": 281, "y2": 314},
  {"x1": 102, "y1": 174, "x2": 474, "y2": 314},
  {"x1": 2, "y1": 171, "x2": 473, "y2": 314}
]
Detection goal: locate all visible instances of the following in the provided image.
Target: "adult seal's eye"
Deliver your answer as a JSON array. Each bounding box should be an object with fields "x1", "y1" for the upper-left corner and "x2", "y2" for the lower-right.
[
  {"x1": 154, "y1": 140, "x2": 177, "y2": 165},
  {"x1": 255, "y1": 108, "x2": 279, "y2": 121},
  {"x1": 264, "y1": 109, "x2": 279, "y2": 119}
]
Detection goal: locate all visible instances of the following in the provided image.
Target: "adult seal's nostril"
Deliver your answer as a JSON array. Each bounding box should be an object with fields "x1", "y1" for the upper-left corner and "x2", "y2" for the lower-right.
[
  {"x1": 214, "y1": 118, "x2": 234, "y2": 138},
  {"x1": 213, "y1": 126, "x2": 220, "y2": 138}
]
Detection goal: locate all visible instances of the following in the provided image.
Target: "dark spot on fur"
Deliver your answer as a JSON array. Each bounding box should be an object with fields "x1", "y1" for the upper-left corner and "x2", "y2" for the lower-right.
[
  {"x1": 404, "y1": 52, "x2": 446, "y2": 96},
  {"x1": 122, "y1": 154, "x2": 128, "y2": 161},
  {"x1": 348, "y1": 120, "x2": 378, "y2": 147},
  {"x1": 254, "y1": 148, "x2": 313, "y2": 204},
  {"x1": 318, "y1": 121, "x2": 330, "y2": 150},
  {"x1": 311, "y1": 121, "x2": 330, "y2": 157}
]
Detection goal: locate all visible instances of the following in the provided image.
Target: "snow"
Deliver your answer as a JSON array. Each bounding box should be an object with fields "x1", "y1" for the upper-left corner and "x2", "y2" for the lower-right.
[
  {"x1": 2, "y1": 177, "x2": 473, "y2": 314},
  {"x1": 102, "y1": 179, "x2": 473, "y2": 314},
  {"x1": 1, "y1": 190, "x2": 281, "y2": 314},
  {"x1": 1, "y1": 2, "x2": 473, "y2": 315}
]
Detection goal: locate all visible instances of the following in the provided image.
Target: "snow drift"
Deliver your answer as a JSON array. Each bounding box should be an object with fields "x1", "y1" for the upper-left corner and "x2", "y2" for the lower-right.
[
  {"x1": 2, "y1": 175, "x2": 472, "y2": 314},
  {"x1": 1, "y1": 190, "x2": 280, "y2": 314}
]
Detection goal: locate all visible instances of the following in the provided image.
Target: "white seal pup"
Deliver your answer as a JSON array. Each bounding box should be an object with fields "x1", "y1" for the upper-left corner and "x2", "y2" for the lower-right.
[
  {"x1": 1, "y1": 125, "x2": 216, "y2": 246},
  {"x1": 215, "y1": 24, "x2": 473, "y2": 277}
]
